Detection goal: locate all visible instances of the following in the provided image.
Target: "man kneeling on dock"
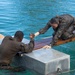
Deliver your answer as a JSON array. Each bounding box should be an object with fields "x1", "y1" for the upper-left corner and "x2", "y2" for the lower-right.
[
  {"x1": 0, "y1": 31, "x2": 34, "y2": 71},
  {"x1": 33, "y1": 14, "x2": 75, "y2": 48}
]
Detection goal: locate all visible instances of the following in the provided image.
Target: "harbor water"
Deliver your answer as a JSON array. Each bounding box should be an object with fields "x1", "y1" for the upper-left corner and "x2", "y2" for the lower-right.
[{"x1": 0, "y1": 0, "x2": 75, "y2": 75}]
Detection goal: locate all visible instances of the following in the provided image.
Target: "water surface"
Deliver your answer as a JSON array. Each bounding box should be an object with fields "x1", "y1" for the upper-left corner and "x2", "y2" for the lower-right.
[{"x1": 0, "y1": 0, "x2": 75, "y2": 75}]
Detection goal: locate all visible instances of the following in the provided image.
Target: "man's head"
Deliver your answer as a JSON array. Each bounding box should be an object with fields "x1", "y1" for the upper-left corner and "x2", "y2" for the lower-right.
[
  {"x1": 50, "y1": 18, "x2": 59, "y2": 29},
  {"x1": 14, "y1": 31, "x2": 24, "y2": 42}
]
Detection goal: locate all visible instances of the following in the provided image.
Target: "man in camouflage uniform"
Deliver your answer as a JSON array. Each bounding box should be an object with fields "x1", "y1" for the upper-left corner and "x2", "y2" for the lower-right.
[{"x1": 34, "y1": 14, "x2": 75, "y2": 48}]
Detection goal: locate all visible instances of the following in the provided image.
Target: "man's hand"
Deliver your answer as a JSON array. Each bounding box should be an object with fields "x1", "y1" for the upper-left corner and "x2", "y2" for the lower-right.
[
  {"x1": 30, "y1": 33, "x2": 35, "y2": 39},
  {"x1": 43, "y1": 45, "x2": 51, "y2": 49}
]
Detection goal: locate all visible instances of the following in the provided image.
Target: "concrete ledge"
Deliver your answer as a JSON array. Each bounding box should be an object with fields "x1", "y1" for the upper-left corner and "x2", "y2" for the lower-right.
[{"x1": 14, "y1": 48, "x2": 70, "y2": 75}]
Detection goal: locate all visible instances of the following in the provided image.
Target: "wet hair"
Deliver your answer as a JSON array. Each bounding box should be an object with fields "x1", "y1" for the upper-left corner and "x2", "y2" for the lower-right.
[
  {"x1": 50, "y1": 17, "x2": 59, "y2": 24},
  {"x1": 14, "y1": 31, "x2": 24, "y2": 39}
]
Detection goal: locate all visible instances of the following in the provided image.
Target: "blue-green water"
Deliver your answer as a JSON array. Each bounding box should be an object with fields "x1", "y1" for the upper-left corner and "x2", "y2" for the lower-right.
[{"x1": 0, "y1": 0, "x2": 75, "y2": 75}]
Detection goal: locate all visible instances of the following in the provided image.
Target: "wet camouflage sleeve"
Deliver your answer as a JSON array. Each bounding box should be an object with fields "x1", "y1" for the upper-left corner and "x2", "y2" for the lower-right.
[
  {"x1": 39, "y1": 21, "x2": 51, "y2": 34},
  {"x1": 20, "y1": 39, "x2": 34, "y2": 53}
]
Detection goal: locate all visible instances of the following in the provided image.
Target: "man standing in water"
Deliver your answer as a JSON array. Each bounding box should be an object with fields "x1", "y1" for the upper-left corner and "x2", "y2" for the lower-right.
[
  {"x1": 33, "y1": 14, "x2": 75, "y2": 48},
  {"x1": 0, "y1": 31, "x2": 34, "y2": 71}
]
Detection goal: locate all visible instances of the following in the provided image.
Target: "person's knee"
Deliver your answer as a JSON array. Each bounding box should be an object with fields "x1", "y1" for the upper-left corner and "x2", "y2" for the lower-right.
[{"x1": 61, "y1": 32, "x2": 70, "y2": 40}]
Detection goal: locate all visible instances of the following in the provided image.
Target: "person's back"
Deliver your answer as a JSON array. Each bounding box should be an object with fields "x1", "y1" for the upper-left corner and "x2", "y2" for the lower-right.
[
  {"x1": 0, "y1": 31, "x2": 34, "y2": 69},
  {"x1": 0, "y1": 36, "x2": 22, "y2": 64}
]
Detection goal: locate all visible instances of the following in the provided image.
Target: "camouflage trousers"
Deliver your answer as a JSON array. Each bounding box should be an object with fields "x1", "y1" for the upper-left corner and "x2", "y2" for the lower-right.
[
  {"x1": 53, "y1": 25, "x2": 75, "y2": 40},
  {"x1": 61, "y1": 25, "x2": 75, "y2": 40}
]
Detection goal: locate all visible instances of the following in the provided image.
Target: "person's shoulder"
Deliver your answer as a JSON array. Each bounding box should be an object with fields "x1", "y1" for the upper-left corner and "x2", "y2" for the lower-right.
[
  {"x1": 5, "y1": 35, "x2": 12, "y2": 38},
  {"x1": 15, "y1": 42, "x2": 26, "y2": 49},
  {"x1": 4, "y1": 36, "x2": 14, "y2": 40},
  {"x1": 19, "y1": 42, "x2": 25, "y2": 46}
]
